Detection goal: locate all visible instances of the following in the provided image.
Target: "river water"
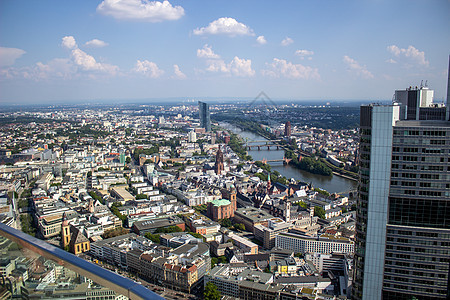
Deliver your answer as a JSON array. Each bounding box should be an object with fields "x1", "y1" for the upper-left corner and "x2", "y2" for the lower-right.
[{"x1": 221, "y1": 122, "x2": 357, "y2": 194}]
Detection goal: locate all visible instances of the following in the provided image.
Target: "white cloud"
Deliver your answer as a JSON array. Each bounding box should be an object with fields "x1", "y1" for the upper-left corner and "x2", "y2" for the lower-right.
[
  {"x1": 0, "y1": 47, "x2": 26, "y2": 67},
  {"x1": 387, "y1": 45, "x2": 429, "y2": 66},
  {"x1": 343, "y1": 55, "x2": 374, "y2": 79},
  {"x1": 262, "y1": 58, "x2": 319, "y2": 79},
  {"x1": 205, "y1": 59, "x2": 228, "y2": 73},
  {"x1": 197, "y1": 45, "x2": 254, "y2": 77},
  {"x1": 61, "y1": 36, "x2": 77, "y2": 49},
  {"x1": 1, "y1": 36, "x2": 118, "y2": 80},
  {"x1": 386, "y1": 58, "x2": 397, "y2": 64},
  {"x1": 1, "y1": 58, "x2": 76, "y2": 81},
  {"x1": 71, "y1": 48, "x2": 118, "y2": 74},
  {"x1": 256, "y1": 36, "x2": 267, "y2": 45},
  {"x1": 295, "y1": 49, "x2": 314, "y2": 56},
  {"x1": 197, "y1": 44, "x2": 220, "y2": 59},
  {"x1": 281, "y1": 37, "x2": 293, "y2": 46},
  {"x1": 133, "y1": 60, "x2": 164, "y2": 78},
  {"x1": 61, "y1": 36, "x2": 118, "y2": 75},
  {"x1": 173, "y1": 64, "x2": 186, "y2": 79},
  {"x1": 229, "y1": 57, "x2": 255, "y2": 77},
  {"x1": 85, "y1": 39, "x2": 109, "y2": 48},
  {"x1": 387, "y1": 45, "x2": 401, "y2": 56},
  {"x1": 193, "y1": 17, "x2": 254, "y2": 37},
  {"x1": 97, "y1": 0, "x2": 184, "y2": 22},
  {"x1": 33, "y1": 59, "x2": 76, "y2": 80}
]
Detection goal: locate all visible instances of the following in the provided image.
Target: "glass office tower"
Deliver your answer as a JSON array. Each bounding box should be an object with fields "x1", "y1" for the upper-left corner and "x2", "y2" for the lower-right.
[
  {"x1": 353, "y1": 83, "x2": 450, "y2": 299},
  {"x1": 198, "y1": 101, "x2": 211, "y2": 132}
]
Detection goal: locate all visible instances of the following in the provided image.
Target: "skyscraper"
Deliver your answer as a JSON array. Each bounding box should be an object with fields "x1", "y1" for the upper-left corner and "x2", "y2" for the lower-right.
[
  {"x1": 284, "y1": 121, "x2": 291, "y2": 137},
  {"x1": 198, "y1": 101, "x2": 211, "y2": 132},
  {"x1": 353, "y1": 75, "x2": 450, "y2": 299}
]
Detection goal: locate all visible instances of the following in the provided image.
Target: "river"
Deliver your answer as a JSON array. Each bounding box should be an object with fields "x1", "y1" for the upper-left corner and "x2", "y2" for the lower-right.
[{"x1": 220, "y1": 122, "x2": 357, "y2": 194}]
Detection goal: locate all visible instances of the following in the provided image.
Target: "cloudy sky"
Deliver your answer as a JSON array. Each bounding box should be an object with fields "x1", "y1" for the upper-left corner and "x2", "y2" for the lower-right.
[{"x1": 1, "y1": 0, "x2": 449, "y2": 104}]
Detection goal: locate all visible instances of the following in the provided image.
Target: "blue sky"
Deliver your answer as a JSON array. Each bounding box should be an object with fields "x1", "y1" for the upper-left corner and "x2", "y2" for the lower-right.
[{"x1": 0, "y1": 0, "x2": 449, "y2": 104}]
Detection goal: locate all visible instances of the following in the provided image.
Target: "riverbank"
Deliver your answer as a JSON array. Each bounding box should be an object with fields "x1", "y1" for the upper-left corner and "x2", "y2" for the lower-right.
[
  {"x1": 225, "y1": 120, "x2": 359, "y2": 182},
  {"x1": 220, "y1": 122, "x2": 358, "y2": 194},
  {"x1": 319, "y1": 158, "x2": 358, "y2": 181}
]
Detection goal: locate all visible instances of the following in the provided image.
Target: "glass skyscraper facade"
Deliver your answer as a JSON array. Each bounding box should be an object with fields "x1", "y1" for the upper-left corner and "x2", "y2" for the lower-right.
[
  {"x1": 353, "y1": 85, "x2": 450, "y2": 300},
  {"x1": 198, "y1": 101, "x2": 211, "y2": 132}
]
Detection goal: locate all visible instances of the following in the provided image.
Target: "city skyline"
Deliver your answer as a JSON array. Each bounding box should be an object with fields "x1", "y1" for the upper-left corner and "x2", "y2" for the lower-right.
[{"x1": 1, "y1": 0, "x2": 449, "y2": 104}]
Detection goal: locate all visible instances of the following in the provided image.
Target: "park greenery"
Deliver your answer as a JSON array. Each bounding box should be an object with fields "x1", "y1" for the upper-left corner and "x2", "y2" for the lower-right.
[
  {"x1": 133, "y1": 146, "x2": 159, "y2": 161},
  {"x1": 285, "y1": 150, "x2": 332, "y2": 176},
  {"x1": 227, "y1": 132, "x2": 252, "y2": 161}
]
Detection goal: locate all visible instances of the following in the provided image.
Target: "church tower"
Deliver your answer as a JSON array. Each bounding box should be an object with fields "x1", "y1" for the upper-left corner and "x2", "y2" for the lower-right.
[
  {"x1": 230, "y1": 186, "x2": 237, "y2": 212},
  {"x1": 61, "y1": 212, "x2": 71, "y2": 249},
  {"x1": 285, "y1": 200, "x2": 291, "y2": 222},
  {"x1": 88, "y1": 198, "x2": 94, "y2": 213},
  {"x1": 266, "y1": 173, "x2": 271, "y2": 194},
  {"x1": 214, "y1": 145, "x2": 224, "y2": 175}
]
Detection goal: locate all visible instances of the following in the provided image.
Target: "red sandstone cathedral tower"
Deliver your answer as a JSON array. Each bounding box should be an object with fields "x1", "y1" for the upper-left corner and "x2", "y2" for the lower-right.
[{"x1": 214, "y1": 145, "x2": 224, "y2": 175}]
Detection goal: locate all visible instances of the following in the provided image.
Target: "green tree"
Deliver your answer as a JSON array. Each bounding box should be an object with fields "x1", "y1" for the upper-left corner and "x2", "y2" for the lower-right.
[
  {"x1": 219, "y1": 218, "x2": 232, "y2": 228},
  {"x1": 211, "y1": 257, "x2": 218, "y2": 268},
  {"x1": 315, "y1": 187, "x2": 330, "y2": 197},
  {"x1": 188, "y1": 232, "x2": 204, "y2": 240},
  {"x1": 88, "y1": 191, "x2": 104, "y2": 204},
  {"x1": 155, "y1": 226, "x2": 183, "y2": 234},
  {"x1": 233, "y1": 223, "x2": 245, "y2": 232},
  {"x1": 204, "y1": 282, "x2": 221, "y2": 300},
  {"x1": 144, "y1": 233, "x2": 160, "y2": 244},
  {"x1": 294, "y1": 201, "x2": 308, "y2": 209},
  {"x1": 314, "y1": 206, "x2": 326, "y2": 219},
  {"x1": 20, "y1": 214, "x2": 36, "y2": 237}
]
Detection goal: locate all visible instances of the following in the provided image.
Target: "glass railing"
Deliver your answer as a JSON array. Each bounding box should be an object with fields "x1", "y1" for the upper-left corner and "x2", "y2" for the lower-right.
[{"x1": 0, "y1": 223, "x2": 164, "y2": 299}]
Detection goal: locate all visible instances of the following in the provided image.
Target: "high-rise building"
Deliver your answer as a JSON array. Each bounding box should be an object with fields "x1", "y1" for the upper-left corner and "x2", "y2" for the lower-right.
[
  {"x1": 198, "y1": 101, "x2": 211, "y2": 132},
  {"x1": 284, "y1": 121, "x2": 291, "y2": 137},
  {"x1": 188, "y1": 130, "x2": 197, "y2": 143},
  {"x1": 353, "y1": 72, "x2": 450, "y2": 299}
]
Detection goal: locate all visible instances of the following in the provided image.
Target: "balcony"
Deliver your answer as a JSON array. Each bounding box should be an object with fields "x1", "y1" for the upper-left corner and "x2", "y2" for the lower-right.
[{"x1": 0, "y1": 222, "x2": 164, "y2": 299}]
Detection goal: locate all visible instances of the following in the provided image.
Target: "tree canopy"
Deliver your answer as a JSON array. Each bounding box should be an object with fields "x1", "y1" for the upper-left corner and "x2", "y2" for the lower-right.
[{"x1": 204, "y1": 282, "x2": 221, "y2": 300}]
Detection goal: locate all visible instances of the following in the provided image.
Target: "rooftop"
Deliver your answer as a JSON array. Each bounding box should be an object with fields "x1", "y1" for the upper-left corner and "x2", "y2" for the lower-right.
[{"x1": 211, "y1": 199, "x2": 231, "y2": 207}]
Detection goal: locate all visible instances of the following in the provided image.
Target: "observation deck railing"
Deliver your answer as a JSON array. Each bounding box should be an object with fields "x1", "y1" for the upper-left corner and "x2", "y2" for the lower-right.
[{"x1": 0, "y1": 222, "x2": 164, "y2": 299}]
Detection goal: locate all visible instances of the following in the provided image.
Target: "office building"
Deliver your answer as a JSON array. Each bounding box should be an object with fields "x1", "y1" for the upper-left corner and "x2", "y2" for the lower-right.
[
  {"x1": 276, "y1": 232, "x2": 354, "y2": 255},
  {"x1": 188, "y1": 130, "x2": 197, "y2": 143},
  {"x1": 284, "y1": 121, "x2": 291, "y2": 137},
  {"x1": 254, "y1": 218, "x2": 292, "y2": 249},
  {"x1": 198, "y1": 101, "x2": 211, "y2": 132},
  {"x1": 353, "y1": 71, "x2": 450, "y2": 299}
]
